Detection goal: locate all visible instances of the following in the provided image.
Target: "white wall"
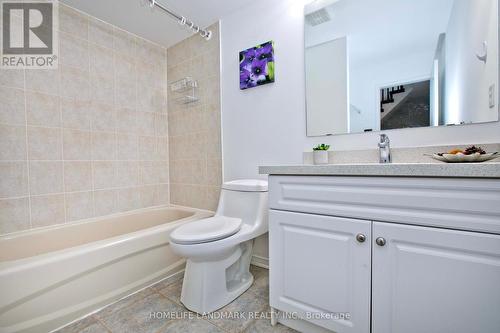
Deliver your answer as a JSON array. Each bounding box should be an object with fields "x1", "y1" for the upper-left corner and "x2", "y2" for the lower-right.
[
  {"x1": 220, "y1": 0, "x2": 500, "y2": 258},
  {"x1": 445, "y1": 0, "x2": 499, "y2": 125}
]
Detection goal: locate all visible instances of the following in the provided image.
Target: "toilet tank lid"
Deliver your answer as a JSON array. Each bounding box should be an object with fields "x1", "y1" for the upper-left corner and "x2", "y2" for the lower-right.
[{"x1": 222, "y1": 179, "x2": 268, "y2": 192}]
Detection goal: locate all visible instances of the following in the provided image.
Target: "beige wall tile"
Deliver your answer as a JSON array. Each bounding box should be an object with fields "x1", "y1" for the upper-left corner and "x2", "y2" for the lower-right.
[
  {"x1": 66, "y1": 191, "x2": 94, "y2": 222},
  {"x1": 169, "y1": 183, "x2": 185, "y2": 206},
  {"x1": 0, "y1": 68, "x2": 24, "y2": 89},
  {"x1": 0, "y1": 4, "x2": 172, "y2": 235},
  {"x1": 26, "y1": 91, "x2": 61, "y2": 127},
  {"x1": 30, "y1": 194, "x2": 65, "y2": 228},
  {"x1": 167, "y1": 39, "x2": 189, "y2": 69},
  {"x1": 139, "y1": 185, "x2": 158, "y2": 208},
  {"x1": 156, "y1": 161, "x2": 169, "y2": 184},
  {"x1": 117, "y1": 187, "x2": 140, "y2": 212},
  {"x1": 115, "y1": 81, "x2": 136, "y2": 110},
  {"x1": 64, "y1": 161, "x2": 92, "y2": 192},
  {"x1": 94, "y1": 189, "x2": 118, "y2": 216},
  {"x1": 90, "y1": 44, "x2": 114, "y2": 78},
  {"x1": 25, "y1": 68, "x2": 59, "y2": 96},
  {"x1": 116, "y1": 108, "x2": 137, "y2": 134},
  {"x1": 137, "y1": 112, "x2": 156, "y2": 136},
  {"x1": 0, "y1": 87, "x2": 25, "y2": 126},
  {"x1": 116, "y1": 133, "x2": 138, "y2": 160},
  {"x1": 114, "y1": 53, "x2": 136, "y2": 85},
  {"x1": 139, "y1": 136, "x2": 156, "y2": 160},
  {"x1": 156, "y1": 137, "x2": 169, "y2": 161},
  {"x1": 205, "y1": 186, "x2": 221, "y2": 211},
  {"x1": 113, "y1": 28, "x2": 136, "y2": 60},
  {"x1": 167, "y1": 25, "x2": 222, "y2": 211},
  {"x1": 60, "y1": 32, "x2": 90, "y2": 69},
  {"x1": 184, "y1": 184, "x2": 206, "y2": 210},
  {"x1": 59, "y1": 4, "x2": 88, "y2": 40},
  {"x1": 139, "y1": 161, "x2": 157, "y2": 185},
  {"x1": 137, "y1": 38, "x2": 165, "y2": 68},
  {"x1": 60, "y1": 65, "x2": 90, "y2": 101},
  {"x1": 29, "y1": 161, "x2": 64, "y2": 195},
  {"x1": 137, "y1": 86, "x2": 165, "y2": 114},
  {"x1": 89, "y1": 17, "x2": 114, "y2": 48},
  {"x1": 0, "y1": 162, "x2": 28, "y2": 199},
  {"x1": 91, "y1": 131, "x2": 116, "y2": 160},
  {"x1": 0, "y1": 125, "x2": 27, "y2": 161},
  {"x1": 91, "y1": 103, "x2": 116, "y2": 132},
  {"x1": 93, "y1": 161, "x2": 115, "y2": 190},
  {"x1": 90, "y1": 73, "x2": 114, "y2": 106},
  {"x1": 63, "y1": 129, "x2": 91, "y2": 160},
  {"x1": 207, "y1": 158, "x2": 222, "y2": 186},
  {"x1": 0, "y1": 198, "x2": 30, "y2": 234},
  {"x1": 61, "y1": 98, "x2": 91, "y2": 130},
  {"x1": 157, "y1": 184, "x2": 169, "y2": 205},
  {"x1": 155, "y1": 113, "x2": 168, "y2": 137},
  {"x1": 28, "y1": 126, "x2": 63, "y2": 160},
  {"x1": 114, "y1": 161, "x2": 138, "y2": 188}
]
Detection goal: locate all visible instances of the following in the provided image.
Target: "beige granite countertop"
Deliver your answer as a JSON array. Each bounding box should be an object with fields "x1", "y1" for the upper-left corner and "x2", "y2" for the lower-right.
[{"x1": 259, "y1": 162, "x2": 500, "y2": 178}]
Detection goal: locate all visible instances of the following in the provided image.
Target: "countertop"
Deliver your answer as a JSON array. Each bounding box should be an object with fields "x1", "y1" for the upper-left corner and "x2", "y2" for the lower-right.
[{"x1": 259, "y1": 162, "x2": 500, "y2": 178}]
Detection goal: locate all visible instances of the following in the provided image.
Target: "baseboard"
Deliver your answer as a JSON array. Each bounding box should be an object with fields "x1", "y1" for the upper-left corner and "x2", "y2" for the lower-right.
[{"x1": 251, "y1": 254, "x2": 269, "y2": 269}]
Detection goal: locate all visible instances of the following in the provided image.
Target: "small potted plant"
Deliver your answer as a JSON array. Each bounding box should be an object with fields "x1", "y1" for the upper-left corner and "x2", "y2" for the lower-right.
[{"x1": 313, "y1": 144, "x2": 330, "y2": 165}]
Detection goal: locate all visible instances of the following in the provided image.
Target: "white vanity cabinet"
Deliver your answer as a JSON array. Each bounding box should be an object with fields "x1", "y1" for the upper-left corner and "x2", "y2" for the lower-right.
[{"x1": 268, "y1": 175, "x2": 500, "y2": 333}]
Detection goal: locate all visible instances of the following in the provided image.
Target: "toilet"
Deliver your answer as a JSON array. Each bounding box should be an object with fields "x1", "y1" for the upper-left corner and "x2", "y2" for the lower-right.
[{"x1": 169, "y1": 179, "x2": 269, "y2": 314}]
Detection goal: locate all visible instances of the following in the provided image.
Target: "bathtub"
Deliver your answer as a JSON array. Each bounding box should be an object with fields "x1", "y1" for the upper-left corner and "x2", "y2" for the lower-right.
[{"x1": 0, "y1": 206, "x2": 212, "y2": 333}]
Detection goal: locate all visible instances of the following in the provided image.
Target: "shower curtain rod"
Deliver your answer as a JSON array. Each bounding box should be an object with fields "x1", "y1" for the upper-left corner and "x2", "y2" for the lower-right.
[{"x1": 148, "y1": 0, "x2": 212, "y2": 40}]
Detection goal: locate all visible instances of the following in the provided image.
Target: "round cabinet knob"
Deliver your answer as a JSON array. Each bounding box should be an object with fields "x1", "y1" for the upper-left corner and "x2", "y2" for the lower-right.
[
  {"x1": 356, "y1": 234, "x2": 366, "y2": 243},
  {"x1": 376, "y1": 237, "x2": 386, "y2": 246}
]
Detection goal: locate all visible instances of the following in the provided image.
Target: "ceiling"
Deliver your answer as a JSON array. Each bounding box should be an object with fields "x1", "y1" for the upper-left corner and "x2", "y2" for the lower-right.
[{"x1": 60, "y1": 0, "x2": 254, "y2": 47}]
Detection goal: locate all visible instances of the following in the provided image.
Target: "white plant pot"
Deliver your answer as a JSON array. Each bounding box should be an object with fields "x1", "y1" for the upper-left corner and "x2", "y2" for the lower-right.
[{"x1": 313, "y1": 150, "x2": 329, "y2": 165}]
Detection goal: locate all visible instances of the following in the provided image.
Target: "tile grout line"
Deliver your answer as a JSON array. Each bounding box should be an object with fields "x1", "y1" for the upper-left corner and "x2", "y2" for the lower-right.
[
  {"x1": 59, "y1": 30, "x2": 68, "y2": 224},
  {"x1": 22, "y1": 65, "x2": 32, "y2": 229},
  {"x1": 154, "y1": 289, "x2": 231, "y2": 333},
  {"x1": 92, "y1": 314, "x2": 113, "y2": 333},
  {"x1": 87, "y1": 18, "x2": 97, "y2": 219}
]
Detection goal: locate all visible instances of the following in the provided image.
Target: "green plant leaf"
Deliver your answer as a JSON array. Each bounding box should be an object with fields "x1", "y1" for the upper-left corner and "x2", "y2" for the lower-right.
[{"x1": 267, "y1": 61, "x2": 275, "y2": 80}]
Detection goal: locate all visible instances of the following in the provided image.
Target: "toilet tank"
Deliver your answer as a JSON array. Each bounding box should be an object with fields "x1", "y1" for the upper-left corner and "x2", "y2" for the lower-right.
[{"x1": 215, "y1": 180, "x2": 268, "y2": 229}]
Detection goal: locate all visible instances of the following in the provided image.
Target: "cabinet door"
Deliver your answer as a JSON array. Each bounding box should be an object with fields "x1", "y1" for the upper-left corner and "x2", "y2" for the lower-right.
[
  {"x1": 372, "y1": 222, "x2": 500, "y2": 333},
  {"x1": 269, "y1": 210, "x2": 371, "y2": 333}
]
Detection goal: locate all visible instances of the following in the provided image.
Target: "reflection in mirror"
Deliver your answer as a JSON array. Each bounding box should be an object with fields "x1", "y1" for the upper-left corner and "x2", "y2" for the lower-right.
[{"x1": 305, "y1": 0, "x2": 499, "y2": 136}]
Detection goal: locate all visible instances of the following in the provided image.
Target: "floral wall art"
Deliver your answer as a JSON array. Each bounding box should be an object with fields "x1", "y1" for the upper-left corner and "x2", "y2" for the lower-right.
[{"x1": 239, "y1": 41, "x2": 275, "y2": 90}]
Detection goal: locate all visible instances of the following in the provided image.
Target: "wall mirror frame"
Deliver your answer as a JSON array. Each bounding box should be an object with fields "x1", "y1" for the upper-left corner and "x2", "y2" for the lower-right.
[{"x1": 304, "y1": 0, "x2": 500, "y2": 137}]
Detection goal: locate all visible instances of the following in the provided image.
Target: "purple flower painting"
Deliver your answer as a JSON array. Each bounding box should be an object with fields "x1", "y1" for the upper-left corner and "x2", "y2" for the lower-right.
[{"x1": 239, "y1": 41, "x2": 275, "y2": 90}]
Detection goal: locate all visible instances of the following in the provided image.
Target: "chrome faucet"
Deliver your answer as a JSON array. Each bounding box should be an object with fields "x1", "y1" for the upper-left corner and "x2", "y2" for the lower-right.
[{"x1": 378, "y1": 134, "x2": 391, "y2": 163}]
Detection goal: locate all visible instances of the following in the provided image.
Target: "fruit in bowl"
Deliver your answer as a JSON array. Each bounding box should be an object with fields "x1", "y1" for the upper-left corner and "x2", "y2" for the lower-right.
[
  {"x1": 437, "y1": 146, "x2": 486, "y2": 157},
  {"x1": 431, "y1": 146, "x2": 498, "y2": 163}
]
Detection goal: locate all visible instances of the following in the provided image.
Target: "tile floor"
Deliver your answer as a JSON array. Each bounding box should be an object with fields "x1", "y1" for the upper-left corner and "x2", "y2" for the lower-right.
[{"x1": 54, "y1": 266, "x2": 297, "y2": 333}]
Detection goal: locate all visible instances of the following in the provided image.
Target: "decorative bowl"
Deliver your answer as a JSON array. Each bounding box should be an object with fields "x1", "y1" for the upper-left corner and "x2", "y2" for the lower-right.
[{"x1": 429, "y1": 152, "x2": 499, "y2": 163}]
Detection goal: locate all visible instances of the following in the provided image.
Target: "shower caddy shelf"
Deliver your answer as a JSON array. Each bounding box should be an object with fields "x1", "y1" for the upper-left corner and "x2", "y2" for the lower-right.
[{"x1": 170, "y1": 77, "x2": 199, "y2": 104}]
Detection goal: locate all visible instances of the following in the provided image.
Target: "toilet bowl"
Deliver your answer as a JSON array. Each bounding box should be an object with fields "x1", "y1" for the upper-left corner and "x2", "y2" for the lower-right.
[{"x1": 169, "y1": 179, "x2": 268, "y2": 314}]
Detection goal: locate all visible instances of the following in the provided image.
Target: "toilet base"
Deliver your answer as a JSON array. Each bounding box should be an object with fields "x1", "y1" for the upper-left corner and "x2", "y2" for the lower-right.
[{"x1": 180, "y1": 240, "x2": 254, "y2": 314}]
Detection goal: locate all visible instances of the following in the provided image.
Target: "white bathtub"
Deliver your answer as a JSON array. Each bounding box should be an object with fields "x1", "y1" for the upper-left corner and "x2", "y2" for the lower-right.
[{"x1": 0, "y1": 206, "x2": 212, "y2": 333}]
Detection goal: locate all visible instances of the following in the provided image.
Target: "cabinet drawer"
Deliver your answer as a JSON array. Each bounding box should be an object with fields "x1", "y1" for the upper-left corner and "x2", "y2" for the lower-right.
[{"x1": 269, "y1": 175, "x2": 500, "y2": 234}]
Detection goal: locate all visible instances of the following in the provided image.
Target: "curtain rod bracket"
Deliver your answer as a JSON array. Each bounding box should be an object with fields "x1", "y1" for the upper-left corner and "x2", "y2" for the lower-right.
[{"x1": 146, "y1": 0, "x2": 212, "y2": 41}]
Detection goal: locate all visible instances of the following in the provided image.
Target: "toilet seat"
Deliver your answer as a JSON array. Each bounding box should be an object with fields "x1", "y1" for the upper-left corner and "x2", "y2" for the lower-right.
[{"x1": 170, "y1": 216, "x2": 242, "y2": 245}]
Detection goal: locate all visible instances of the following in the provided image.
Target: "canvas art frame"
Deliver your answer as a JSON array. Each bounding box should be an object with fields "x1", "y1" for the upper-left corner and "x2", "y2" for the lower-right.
[{"x1": 239, "y1": 41, "x2": 275, "y2": 90}]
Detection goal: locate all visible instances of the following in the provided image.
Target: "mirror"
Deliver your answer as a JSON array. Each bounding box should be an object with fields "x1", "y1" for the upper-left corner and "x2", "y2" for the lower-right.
[{"x1": 305, "y1": 0, "x2": 499, "y2": 136}]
